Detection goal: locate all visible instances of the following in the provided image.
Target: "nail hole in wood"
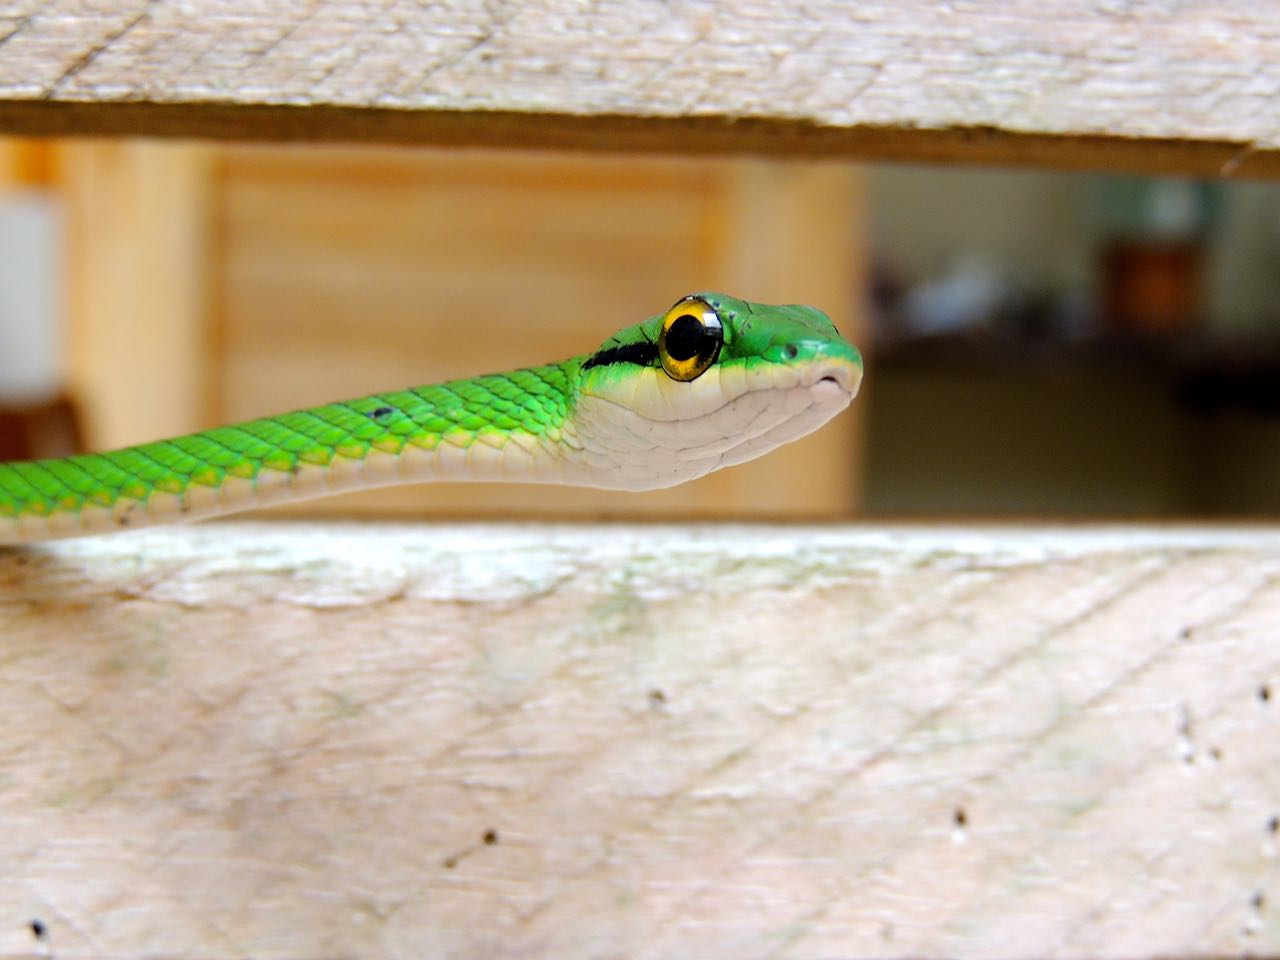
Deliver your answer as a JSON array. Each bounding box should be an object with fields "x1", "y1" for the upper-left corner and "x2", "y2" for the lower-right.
[{"x1": 1176, "y1": 705, "x2": 1196, "y2": 764}]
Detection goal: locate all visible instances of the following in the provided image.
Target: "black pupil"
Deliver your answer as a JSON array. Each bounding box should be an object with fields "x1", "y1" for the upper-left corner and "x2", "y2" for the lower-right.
[{"x1": 665, "y1": 313, "x2": 706, "y2": 362}]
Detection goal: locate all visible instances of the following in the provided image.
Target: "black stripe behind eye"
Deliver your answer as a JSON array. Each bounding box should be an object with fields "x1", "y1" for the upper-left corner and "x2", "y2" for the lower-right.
[{"x1": 581, "y1": 341, "x2": 658, "y2": 371}]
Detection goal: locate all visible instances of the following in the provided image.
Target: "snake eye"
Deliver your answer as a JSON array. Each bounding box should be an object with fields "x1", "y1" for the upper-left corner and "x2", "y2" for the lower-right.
[{"x1": 658, "y1": 298, "x2": 723, "y2": 382}]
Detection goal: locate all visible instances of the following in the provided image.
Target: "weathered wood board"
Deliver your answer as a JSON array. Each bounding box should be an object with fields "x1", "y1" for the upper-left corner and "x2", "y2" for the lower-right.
[
  {"x1": 1, "y1": 523, "x2": 1277, "y2": 957},
  {"x1": 0, "y1": 1, "x2": 1278, "y2": 175}
]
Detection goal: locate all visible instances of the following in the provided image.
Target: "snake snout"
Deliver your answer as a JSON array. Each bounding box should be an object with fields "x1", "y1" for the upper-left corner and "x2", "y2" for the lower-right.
[
  {"x1": 808, "y1": 359, "x2": 861, "y2": 397},
  {"x1": 782, "y1": 336, "x2": 862, "y2": 398}
]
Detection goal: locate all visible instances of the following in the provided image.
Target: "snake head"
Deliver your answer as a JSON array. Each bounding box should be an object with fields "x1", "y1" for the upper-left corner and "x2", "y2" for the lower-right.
[{"x1": 570, "y1": 293, "x2": 863, "y2": 490}]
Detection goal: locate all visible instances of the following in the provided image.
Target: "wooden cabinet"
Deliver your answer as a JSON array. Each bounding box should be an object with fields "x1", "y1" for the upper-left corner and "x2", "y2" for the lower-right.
[{"x1": 55, "y1": 144, "x2": 864, "y2": 518}]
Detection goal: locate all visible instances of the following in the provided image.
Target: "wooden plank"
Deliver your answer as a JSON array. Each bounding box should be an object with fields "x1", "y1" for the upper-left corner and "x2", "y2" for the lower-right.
[
  {"x1": 1, "y1": 522, "x2": 1278, "y2": 957},
  {"x1": 0, "y1": 2, "x2": 1276, "y2": 176}
]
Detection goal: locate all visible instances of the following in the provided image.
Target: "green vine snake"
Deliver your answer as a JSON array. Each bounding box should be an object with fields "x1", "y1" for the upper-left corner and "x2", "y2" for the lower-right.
[{"x1": 0, "y1": 293, "x2": 862, "y2": 543}]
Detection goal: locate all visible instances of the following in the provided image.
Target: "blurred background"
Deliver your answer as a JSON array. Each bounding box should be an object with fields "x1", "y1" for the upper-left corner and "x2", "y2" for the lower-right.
[{"x1": 1, "y1": 138, "x2": 1278, "y2": 520}]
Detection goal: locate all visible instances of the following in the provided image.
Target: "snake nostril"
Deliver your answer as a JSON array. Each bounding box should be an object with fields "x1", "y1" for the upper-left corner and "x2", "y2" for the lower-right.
[{"x1": 784, "y1": 344, "x2": 799, "y2": 360}]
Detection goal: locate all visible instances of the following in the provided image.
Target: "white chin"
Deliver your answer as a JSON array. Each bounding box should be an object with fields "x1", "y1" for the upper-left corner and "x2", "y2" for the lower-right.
[
  {"x1": 712, "y1": 384, "x2": 851, "y2": 470},
  {"x1": 568, "y1": 382, "x2": 854, "y2": 491}
]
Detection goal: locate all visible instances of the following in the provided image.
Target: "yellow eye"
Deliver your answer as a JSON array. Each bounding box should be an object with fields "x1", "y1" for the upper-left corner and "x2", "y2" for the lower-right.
[{"x1": 658, "y1": 297, "x2": 723, "y2": 382}]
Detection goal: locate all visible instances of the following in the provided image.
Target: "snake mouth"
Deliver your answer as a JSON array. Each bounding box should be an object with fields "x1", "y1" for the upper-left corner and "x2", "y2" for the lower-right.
[{"x1": 805, "y1": 359, "x2": 862, "y2": 399}]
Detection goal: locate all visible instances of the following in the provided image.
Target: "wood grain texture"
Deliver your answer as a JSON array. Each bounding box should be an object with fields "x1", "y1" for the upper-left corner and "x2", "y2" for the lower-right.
[
  {"x1": 1, "y1": 523, "x2": 1278, "y2": 957},
  {"x1": 0, "y1": 2, "x2": 1278, "y2": 176}
]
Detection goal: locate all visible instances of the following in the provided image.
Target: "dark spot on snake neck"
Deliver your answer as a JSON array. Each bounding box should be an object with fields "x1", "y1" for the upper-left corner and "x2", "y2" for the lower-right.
[
  {"x1": 369, "y1": 406, "x2": 395, "y2": 421},
  {"x1": 29, "y1": 919, "x2": 46, "y2": 941},
  {"x1": 482, "y1": 828, "x2": 498, "y2": 845}
]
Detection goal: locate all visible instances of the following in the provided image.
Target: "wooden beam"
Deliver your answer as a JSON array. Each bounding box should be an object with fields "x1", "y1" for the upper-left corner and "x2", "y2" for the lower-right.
[
  {"x1": 712, "y1": 160, "x2": 866, "y2": 512},
  {"x1": 2, "y1": 523, "x2": 1278, "y2": 957},
  {"x1": 59, "y1": 141, "x2": 215, "y2": 449},
  {"x1": 0, "y1": 2, "x2": 1277, "y2": 177}
]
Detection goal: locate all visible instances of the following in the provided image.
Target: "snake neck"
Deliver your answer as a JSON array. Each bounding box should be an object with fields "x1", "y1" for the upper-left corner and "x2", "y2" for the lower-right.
[{"x1": 0, "y1": 360, "x2": 591, "y2": 542}]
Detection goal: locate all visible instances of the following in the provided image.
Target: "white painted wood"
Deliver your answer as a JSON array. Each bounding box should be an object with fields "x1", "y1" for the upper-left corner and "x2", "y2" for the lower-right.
[
  {"x1": 0, "y1": 2, "x2": 1276, "y2": 174},
  {"x1": 1, "y1": 523, "x2": 1277, "y2": 957}
]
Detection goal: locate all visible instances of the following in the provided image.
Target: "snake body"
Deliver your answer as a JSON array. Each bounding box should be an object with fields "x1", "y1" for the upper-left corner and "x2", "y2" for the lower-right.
[{"x1": 0, "y1": 293, "x2": 862, "y2": 543}]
